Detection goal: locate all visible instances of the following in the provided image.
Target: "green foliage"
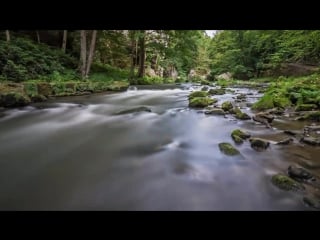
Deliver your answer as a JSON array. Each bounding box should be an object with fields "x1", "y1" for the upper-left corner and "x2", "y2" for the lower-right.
[
  {"x1": 0, "y1": 38, "x2": 77, "y2": 81},
  {"x1": 209, "y1": 30, "x2": 320, "y2": 79}
]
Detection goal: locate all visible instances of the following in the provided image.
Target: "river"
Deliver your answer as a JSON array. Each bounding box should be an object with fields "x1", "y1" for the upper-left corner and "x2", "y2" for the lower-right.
[{"x1": 0, "y1": 83, "x2": 319, "y2": 210}]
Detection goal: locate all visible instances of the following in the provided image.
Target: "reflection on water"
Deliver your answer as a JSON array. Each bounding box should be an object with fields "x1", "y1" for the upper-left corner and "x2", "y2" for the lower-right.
[{"x1": 0, "y1": 83, "x2": 319, "y2": 210}]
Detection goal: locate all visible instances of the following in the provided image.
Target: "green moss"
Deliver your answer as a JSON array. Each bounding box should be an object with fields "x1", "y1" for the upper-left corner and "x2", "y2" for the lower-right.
[
  {"x1": 0, "y1": 92, "x2": 31, "y2": 107},
  {"x1": 189, "y1": 97, "x2": 215, "y2": 108},
  {"x1": 297, "y1": 111, "x2": 320, "y2": 121},
  {"x1": 23, "y1": 82, "x2": 38, "y2": 96},
  {"x1": 37, "y1": 82, "x2": 53, "y2": 96},
  {"x1": 208, "y1": 88, "x2": 226, "y2": 95},
  {"x1": 231, "y1": 129, "x2": 251, "y2": 144},
  {"x1": 201, "y1": 80, "x2": 211, "y2": 85},
  {"x1": 271, "y1": 174, "x2": 305, "y2": 191},
  {"x1": 232, "y1": 135, "x2": 244, "y2": 144},
  {"x1": 295, "y1": 104, "x2": 318, "y2": 111},
  {"x1": 221, "y1": 101, "x2": 233, "y2": 111},
  {"x1": 252, "y1": 94, "x2": 275, "y2": 110},
  {"x1": 218, "y1": 142, "x2": 240, "y2": 156},
  {"x1": 188, "y1": 91, "x2": 208, "y2": 99},
  {"x1": 234, "y1": 107, "x2": 251, "y2": 120}
]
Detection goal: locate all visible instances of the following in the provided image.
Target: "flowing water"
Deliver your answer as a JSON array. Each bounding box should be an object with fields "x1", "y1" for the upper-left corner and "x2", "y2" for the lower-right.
[{"x1": 0, "y1": 83, "x2": 320, "y2": 210}]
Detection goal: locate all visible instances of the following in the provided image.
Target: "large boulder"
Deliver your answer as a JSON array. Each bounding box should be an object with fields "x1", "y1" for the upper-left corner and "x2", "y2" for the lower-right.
[{"x1": 218, "y1": 142, "x2": 240, "y2": 156}]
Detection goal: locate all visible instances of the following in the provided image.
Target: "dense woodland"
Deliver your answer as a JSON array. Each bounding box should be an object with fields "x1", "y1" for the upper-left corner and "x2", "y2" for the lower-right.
[{"x1": 1, "y1": 30, "x2": 320, "y2": 83}]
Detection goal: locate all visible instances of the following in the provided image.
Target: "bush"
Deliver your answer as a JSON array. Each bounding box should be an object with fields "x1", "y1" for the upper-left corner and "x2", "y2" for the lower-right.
[{"x1": 0, "y1": 38, "x2": 77, "y2": 81}]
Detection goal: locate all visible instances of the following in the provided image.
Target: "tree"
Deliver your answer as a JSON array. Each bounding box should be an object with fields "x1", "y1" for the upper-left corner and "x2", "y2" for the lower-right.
[
  {"x1": 85, "y1": 30, "x2": 97, "y2": 77},
  {"x1": 5, "y1": 30, "x2": 10, "y2": 42},
  {"x1": 138, "y1": 30, "x2": 145, "y2": 78},
  {"x1": 62, "y1": 30, "x2": 67, "y2": 53},
  {"x1": 80, "y1": 30, "x2": 87, "y2": 79}
]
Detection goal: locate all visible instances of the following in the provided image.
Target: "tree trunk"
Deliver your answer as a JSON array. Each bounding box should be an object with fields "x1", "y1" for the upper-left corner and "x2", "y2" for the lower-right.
[
  {"x1": 138, "y1": 31, "x2": 146, "y2": 78},
  {"x1": 135, "y1": 39, "x2": 138, "y2": 66},
  {"x1": 36, "y1": 31, "x2": 40, "y2": 43},
  {"x1": 62, "y1": 30, "x2": 67, "y2": 53},
  {"x1": 80, "y1": 30, "x2": 87, "y2": 79},
  {"x1": 5, "y1": 30, "x2": 10, "y2": 42},
  {"x1": 129, "y1": 35, "x2": 136, "y2": 84},
  {"x1": 85, "y1": 30, "x2": 97, "y2": 77}
]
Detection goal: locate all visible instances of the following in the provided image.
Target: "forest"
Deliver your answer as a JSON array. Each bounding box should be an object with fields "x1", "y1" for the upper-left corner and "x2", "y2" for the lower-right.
[{"x1": 1, "y1": 30, "x2": 320, "y2": 211}]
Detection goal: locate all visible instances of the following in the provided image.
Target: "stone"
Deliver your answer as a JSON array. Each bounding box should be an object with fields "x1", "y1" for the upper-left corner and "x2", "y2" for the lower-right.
[
  {"x1": 249, "y1": 138, "x2": 270, "y2": 151},
  {"x1": 218, "y1": 142, "x2": 240, "y2": 156},
  {"x1": 221, "y1": 101, "x2": 233, "y2": 112},
  {"x1": 271, "y1": 174, "x2": 305, "y2": 191}
]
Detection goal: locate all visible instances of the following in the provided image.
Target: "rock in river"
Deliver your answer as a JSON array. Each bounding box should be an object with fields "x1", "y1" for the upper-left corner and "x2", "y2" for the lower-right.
[
  {"x1": 231, "y1": 129, "x2": 251, "y2": 144},
  {"x1": 218, "y1": 142, "x2": 240, "y2": 156},
  {"x1": 271, "y1": 174, "x2": 305, "y2": 191},
  {"x1": 287, "y1": 165, "x2": 314, "y2": 180},
  {"x1": 115, "y1": 106, "x2": 152, "y2": 115},
  {"x1": 249, "y1": 138, "x2": 270, "y2": 151}
]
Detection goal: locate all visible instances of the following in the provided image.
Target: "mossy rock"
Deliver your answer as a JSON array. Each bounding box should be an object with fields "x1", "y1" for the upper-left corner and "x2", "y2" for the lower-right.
[
  {"x1": 287, "y1": 165, "x2": 314, "y2": 180},
  {"x1": 232, "y1": 135, "x2": 244, "y2": 144},
  {"x1": 271, "y1": 174, "x2": 305, "y2": 191},
  {"x1": 221, "y1": 101, "x2": 233, "y2": 112},
  {"x1": 37, "y1": 83, "x2": 53, "y2": 96},
  {"x1": 218, "y1": 142, "x2": 240, "y2": 156},
  {"x1": 295, "y1": 104, "x2": 318, "y2": 111},
  {"x1": 204, "y1": 107, "x2": 225, "y2": 115},
  {"x1": 303, "y1": 196, "x2": 320, "y2": 209},
  {"x1": 231, "y1": 129, "x2": 251, "y2": 144},
  {"x1": 0, "y1": 92, "x2": 31, "y2": 108},
  {"x1": 249, "y1": 138, "x2": 270, "y2": 151},
  {"x1": 208, "y1": 88, "x2": 226, "y2": 95},
  {"x1": 236, "y1": 94, "x2": 246, "y2": 100},
  {"x1": 189, "y1": 97, "x2": 216, "y2": 108},
  {"x1": 115, "y1": 106, "x2": 151, "y2": 115},
  {"x1": 188, "y1": 91, "x2": 208, "y2": 100},
  {"x1": 201, "y1": 86, "x2": 209, "y2": 91},
  {"x1": 234, "y1": 107, "x2": 251, "y2": 120},
  {"x1": 296, "y1": 111, "x2": 320, "y2": 121},
  {"x1": 301, "y1": 136, "x2": 320, "y2": 146},
  {"x1": 30, "y1": 94, "x2": 47, "y2": 102}
]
